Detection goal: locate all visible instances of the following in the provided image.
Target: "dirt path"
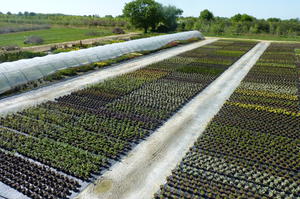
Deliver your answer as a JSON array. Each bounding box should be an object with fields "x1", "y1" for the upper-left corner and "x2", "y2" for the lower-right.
[
  {"x1": 74, "y1": 42, "x2": 270, "y2": 199},
  {"x1": 21, "y1": 33, "x2": 140, "y2": 52},
  {"x1": 0, "y1": 39, "x2": 217, "y2": 116}
]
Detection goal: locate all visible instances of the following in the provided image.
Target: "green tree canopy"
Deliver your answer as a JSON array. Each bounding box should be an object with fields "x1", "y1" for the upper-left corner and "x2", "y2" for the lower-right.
[
  {"x1": 231, "y1": 14, "x2": 255, "y2": 22},
  {"x1": 267, "y1": 18, "x2": 281, "y2": 22},
  {"x1": 241, "y1": 14, "x2": 255, "y2": 22},
  {"x1": 200, "y1": 9, "x2": 214, "y2": 21},
  {"x1": 123, "y1": 0, "x2": 163, "y2": 33},
  {"x1": 160, "y1": 5, "x2": 183, "y2": 31},
  {"x1": 105, "y1": 15, "x2": 114, "y2": 18},
  {"x1": 231, "y1": 14, "x2": 242, "y2": 22}
]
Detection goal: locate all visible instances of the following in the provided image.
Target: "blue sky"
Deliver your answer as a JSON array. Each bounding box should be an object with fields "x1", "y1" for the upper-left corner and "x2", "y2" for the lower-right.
[{"x1": 1, "y1": 0, "x2": 299, "y2": 19}]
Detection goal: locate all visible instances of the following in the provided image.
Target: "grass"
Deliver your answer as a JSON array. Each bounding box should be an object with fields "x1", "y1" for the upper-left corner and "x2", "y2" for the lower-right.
[
  {"x1": 0, "y1": 22, "x2": 24, "y2": 28},
  {"x1": 205, "y1": 33, "x2": 300, "y2": 42},
  {"x1": 0, "y1": 26, "x2": 117, "y2": 47}
]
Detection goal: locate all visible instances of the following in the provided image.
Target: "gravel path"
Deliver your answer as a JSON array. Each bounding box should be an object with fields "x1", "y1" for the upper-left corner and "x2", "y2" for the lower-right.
[
  {"x1": 0, "y1": 39, "x2": 217, "y2": 116},
  {"x1": 74, "y1": 42, "x2": 270, "y2": 199}
]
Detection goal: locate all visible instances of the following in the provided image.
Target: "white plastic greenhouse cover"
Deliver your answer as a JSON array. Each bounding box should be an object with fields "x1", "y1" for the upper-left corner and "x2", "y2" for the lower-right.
[{"x1": 0, "y1": 31, "x2": 203, "y2": 94}]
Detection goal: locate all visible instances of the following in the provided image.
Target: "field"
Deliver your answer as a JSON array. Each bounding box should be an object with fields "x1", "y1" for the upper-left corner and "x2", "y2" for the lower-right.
[
  {"x1": 1, "y1": 2, "x2": 300, "y2": 198},
  {"x1": 155, "y1": 43, "x2": 300, "y2": 199},
  {"x1": 0, "y1": 22, "x2": 50, "y2": 35},
  {"x1": 0, "y1": 26, "x2": 116, "y2": 47},
  {"x1": 0, "y1": 40, "x2": 257, "y2": 199},
  {"x1": 205, "y1": 33, "x2": 300, "y2": 42}
]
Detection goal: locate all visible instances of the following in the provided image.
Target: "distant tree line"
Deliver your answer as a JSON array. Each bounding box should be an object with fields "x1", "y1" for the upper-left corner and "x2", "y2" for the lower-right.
[
  {"x1": 178, "y1": 9, "x2": 300, "y2": 37},
  {"x1": 123, "y1": 1, "x2": 300, "y2": 36},
  {"x1": 0, "y1": 12, "x2": 129, "y2": 28},
  {"x1": 1, "y1": 5, "x2": 300, "y2": 37}
]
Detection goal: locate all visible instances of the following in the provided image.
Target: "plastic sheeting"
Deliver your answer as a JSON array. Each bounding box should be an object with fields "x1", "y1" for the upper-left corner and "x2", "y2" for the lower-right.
[{"x1": 0, "y1": 31, "x2": 203, "y2": 94}]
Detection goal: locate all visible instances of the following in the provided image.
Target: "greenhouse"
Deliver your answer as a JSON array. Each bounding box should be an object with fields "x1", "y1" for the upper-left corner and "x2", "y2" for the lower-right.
[{"x1": 0, "y1": 31, "x2": 203, "y2": 94}]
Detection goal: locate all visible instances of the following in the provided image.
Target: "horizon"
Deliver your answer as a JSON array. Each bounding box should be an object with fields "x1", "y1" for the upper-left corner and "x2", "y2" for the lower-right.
[{"x1": 0, "y1": 0, "x2": 299, "y2": 20}]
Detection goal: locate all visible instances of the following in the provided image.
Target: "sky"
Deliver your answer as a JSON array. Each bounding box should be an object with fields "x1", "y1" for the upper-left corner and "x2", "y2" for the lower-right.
[{"x1": 0, "y1": 0, "x2": 299, "y2": 19}]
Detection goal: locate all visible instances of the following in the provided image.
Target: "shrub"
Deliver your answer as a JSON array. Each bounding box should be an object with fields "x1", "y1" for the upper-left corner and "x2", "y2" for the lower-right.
[
  {"x1": 156, "y1": 25, "x2": 169, "y2": 33},
  {"x1": 24, "y1": 36, "x2": 44, "y2": 45},
  {"x1": 75, "y1": 65, "x2": 95, "y2": 72},
  {"x1": 112, "y1": 27, "x2": 125, "y2": 34},
  {"x1": 1, "y1": 45, "x2": 20, "y2": 51},
  {"x1": 52, "y1": 47, "x2": 81, "y2": 54},
  {"x1": 85, "y1": 31, "x2": 103, "y2": 36},
  {"x1": 94, "y1": 62, "x2": 109, "y2": 68},
  {"x1": 0, "y1": 51, "x2": 46, "y2": 63}
]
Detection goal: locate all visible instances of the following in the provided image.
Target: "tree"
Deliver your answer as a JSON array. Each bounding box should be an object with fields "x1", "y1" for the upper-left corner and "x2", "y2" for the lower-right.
[
  {"x1": 231, "y1": 14, "x2": 255, "y2": 22},
  {"x1": 123, "y1": 0, "x2": 163, "y2": 33},
  {"x1": 267, "y1": 18, "x2": 281, "y2": 22},
  {"x1": 231, "y1": 14, "x2": 242, "y2": 22},
  {"x1": 288, "y1": 18, "x2": 300, "y2": 23},
  {"x1": 200, "y1": 9, "x2": 214, "y2": 21},
  {"x1": 159, "y1": 5, "x2": 183, "y2": 32},
  {"x1": 241, "y1": 14, "x2": 255, "y2": 22},
  {"x1": 29, "y1": 12, "x2": 36, "y2": 16}
]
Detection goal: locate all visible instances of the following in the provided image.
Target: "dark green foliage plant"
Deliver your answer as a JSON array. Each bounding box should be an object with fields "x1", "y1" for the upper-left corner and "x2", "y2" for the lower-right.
[
  {"x1": 160, "y1": 6, "x2": 183, "y2": 32},
  {"x1": 123, "y1": 0, "x2": 163, "y2": 33},
  {"x1": 200, "y1": 9, "x2": 214, "y2": 21},
  {"x1": 0, "y1": 51, "x2": 46, "y2": 63}
]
